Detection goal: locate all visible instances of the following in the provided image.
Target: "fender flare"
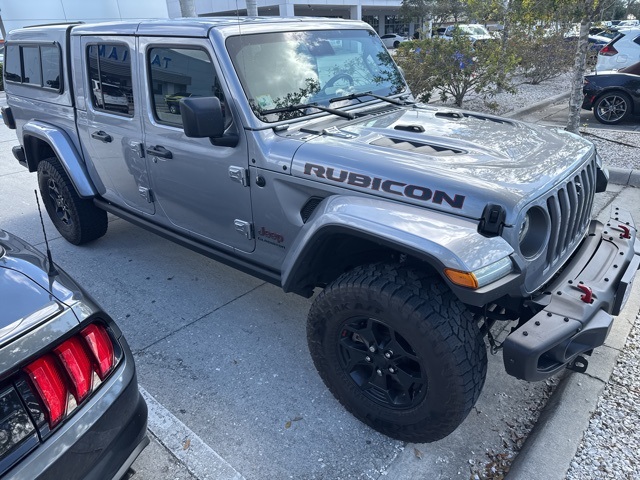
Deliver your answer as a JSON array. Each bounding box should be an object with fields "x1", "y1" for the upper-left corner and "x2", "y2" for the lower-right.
[
  {"x1": 281, "y1": 195, "x2": 514, "y2": 294},
  {"x1": 22, "y1": 120, "x2": 97, "y2": 198}
]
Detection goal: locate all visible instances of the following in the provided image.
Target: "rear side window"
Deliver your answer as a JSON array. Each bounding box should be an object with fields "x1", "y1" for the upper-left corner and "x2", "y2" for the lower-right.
[
  {"x1": 634, "y1": 35, "x2": 640, "y2": 46},
  {"x1": 147, "y1": 46, "x2": 226, "y2": 126},
  {"x1": 87, "y1": 44, "x2": 134, "y2": 116},
  {"x1": 4, "y1": 43, "x2": 62, "y2": 91}
]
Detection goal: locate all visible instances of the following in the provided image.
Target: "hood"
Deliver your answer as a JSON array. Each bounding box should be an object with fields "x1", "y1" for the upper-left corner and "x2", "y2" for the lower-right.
[
  {"x1": 0, "y1": 230, "x2": 81, "y2": 345},
  {"x1": 291, "y1": 104, "x2": 593, "y2": 222}
]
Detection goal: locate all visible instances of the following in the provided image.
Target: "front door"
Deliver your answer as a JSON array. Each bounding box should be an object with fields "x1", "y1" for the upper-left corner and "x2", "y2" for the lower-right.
[
  {"x1": 139, "y1": 38, "x2": 254, "y2": 252},
  {"x1": 77, "y1": 36, "x2": 155, "y2": 215}
]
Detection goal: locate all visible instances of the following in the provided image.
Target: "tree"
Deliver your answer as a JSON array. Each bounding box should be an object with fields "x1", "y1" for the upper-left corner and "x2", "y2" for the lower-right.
[
  {"x1": 395, "y1": 34, "x2": 517, "y2": 107},
  {"x1": 566, "y1": 0, "x2": 608, "y2": 133}
]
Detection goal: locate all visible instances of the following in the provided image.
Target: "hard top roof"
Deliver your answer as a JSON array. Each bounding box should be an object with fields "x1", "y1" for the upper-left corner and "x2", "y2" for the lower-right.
[{"x1": 68, "y1": 17, "x2": 362, "y2": 37}]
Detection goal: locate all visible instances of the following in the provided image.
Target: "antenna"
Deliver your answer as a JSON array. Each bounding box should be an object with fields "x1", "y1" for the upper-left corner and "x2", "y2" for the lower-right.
[{"x1": 34, "y1": 190, "x2": 58, "y2": 277}]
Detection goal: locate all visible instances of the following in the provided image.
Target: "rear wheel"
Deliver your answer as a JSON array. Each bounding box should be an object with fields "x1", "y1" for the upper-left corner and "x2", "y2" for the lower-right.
[
  {"x1": 307, "y1": 263, "x2": 487, "y2": 442},
  {"x1": 37, "y1": 157, "x2": 108, "y2": 245},
  {"x1": 593, "y1": 92, "x2": 632, "y2": 125},
  {"x1": 393, "y1": 40, "x2": 400, "y2": 48}
]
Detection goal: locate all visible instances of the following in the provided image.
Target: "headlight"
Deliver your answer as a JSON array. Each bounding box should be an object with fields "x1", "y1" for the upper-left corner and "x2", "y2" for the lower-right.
[
  {"x1": 444, "y1": 257, "x2": 513, "y2": 289},
  {"x1": 519, "y1": 206, "x2": 549, "y2": 259}
]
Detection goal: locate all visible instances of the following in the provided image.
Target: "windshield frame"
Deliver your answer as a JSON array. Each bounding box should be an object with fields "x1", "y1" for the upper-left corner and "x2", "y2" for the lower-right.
[{"x1": 225, "y1": 28, "x2": 407, "y2": 124}]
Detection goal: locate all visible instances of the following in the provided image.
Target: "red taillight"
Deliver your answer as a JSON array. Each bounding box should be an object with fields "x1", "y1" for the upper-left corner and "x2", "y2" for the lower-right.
[
  {"x1": 80, "y1": 324, "x2": 115, "y2": 380},
  {"x1": 24, "y1": 355, "x2": 69, "y2": 427},
  {"x1": 23, "y1": 322, "x2": 117, "y2": 429},
  {"x1": 54, "y1": 337, "x2": 93, "y2": 402},
  {"x1": 599, "y1": 44, "x2": 618, "y2": 56}
]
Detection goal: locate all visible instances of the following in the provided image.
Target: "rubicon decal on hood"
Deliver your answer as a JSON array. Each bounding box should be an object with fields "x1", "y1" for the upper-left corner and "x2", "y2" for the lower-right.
[{"x1": 303, "y1": 163, "x2": 465, "y2": 209}]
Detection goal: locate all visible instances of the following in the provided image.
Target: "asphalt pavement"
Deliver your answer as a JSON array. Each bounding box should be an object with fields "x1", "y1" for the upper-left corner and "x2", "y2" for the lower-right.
[{"x1": 0, "y1": 91, "x2": 639, "y2": 479}]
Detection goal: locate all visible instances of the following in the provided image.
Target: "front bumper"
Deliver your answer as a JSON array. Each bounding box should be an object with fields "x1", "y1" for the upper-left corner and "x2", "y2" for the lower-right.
[{"x1": 503, "y1": 206, "x2": 640, "y2": 381}]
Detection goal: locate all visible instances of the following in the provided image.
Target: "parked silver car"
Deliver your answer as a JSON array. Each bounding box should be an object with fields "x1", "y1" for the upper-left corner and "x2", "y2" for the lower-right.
[{"x1": 0, "y1": 228, "x2": 148, "y2": 479}]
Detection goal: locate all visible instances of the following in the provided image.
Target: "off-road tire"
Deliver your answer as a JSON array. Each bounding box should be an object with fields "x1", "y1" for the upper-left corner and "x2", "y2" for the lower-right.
[
  {"x1": 593, "y1": 91, "x2": 632, "y2": 125},
  {"x1": 307, "y1": 263, "x2": 487, "y2": 443},
  {"x1": 37, "y1": 157, "x2": 108, "y2": 245}
]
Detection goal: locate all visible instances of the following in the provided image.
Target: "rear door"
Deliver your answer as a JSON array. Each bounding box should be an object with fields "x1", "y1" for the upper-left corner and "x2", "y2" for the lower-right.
[
  {"x1": 138, "y1": 37, "x2": 254, "y2": 252},
  {"x1": 76, "y1": 36, "x2": 155, "y2": 214}
]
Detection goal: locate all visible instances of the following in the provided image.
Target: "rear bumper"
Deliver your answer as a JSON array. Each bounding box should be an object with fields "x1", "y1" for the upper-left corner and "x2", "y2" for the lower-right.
[{"x1": 503, "y1": 206, "x2": 640, "y2": 381}]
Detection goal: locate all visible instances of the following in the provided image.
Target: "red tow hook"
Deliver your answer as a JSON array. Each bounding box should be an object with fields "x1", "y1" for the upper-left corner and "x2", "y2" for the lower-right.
[
  {"x1": 577, "y1": 284, "x2": 593, "y2": 304},
  {"x1": 618, "y1": 225, "x2": 632, "y2": 239}
]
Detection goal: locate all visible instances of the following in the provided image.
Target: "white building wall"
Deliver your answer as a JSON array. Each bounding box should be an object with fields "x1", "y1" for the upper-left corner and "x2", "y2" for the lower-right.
[{"x1": 0, "y1": 0, "x2": 169, "y2": 33}]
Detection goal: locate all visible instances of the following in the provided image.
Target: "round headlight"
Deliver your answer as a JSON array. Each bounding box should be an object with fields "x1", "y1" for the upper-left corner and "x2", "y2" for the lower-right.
[{"x1": 519, "y1": 207, "x2": 549, "y2": 259}]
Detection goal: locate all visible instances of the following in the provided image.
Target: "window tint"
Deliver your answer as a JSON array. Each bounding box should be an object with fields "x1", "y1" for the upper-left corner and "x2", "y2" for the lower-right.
[
  {"x1": 87, "y1": 44, "x2": 134, "y2": 116},
  {"x1": 21, "y1": 46, "x2": 42, "y2": 86},
  {"x1": 4, "y1": 45, "x2": 21, "y2": 82},
  {"x1": 633, "y1": 35, "x2": 640, "y2": 46},
  {"x1": 148, "y1": 47, "x2": 225, "y2": 126}
]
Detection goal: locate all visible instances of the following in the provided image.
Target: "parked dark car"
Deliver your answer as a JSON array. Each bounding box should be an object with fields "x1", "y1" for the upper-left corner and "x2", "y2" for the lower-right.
[
  {"x1": 582, "y1": 61, "x2": 640, "y2": 124},
  {"x1": 0, "y1": 228, "x2": 148, "y2": 479}
]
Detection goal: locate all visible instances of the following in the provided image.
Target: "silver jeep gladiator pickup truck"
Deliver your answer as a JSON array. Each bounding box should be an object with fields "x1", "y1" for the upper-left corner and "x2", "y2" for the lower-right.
[{"x1": 3, "y1": 17, "x2": 639, "y2": 443}]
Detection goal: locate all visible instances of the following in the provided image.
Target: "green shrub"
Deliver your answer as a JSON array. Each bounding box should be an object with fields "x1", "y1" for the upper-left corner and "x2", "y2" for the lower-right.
[
  {"x1": 395, "y1": 34, "x2": 517, "y2": 107},
  {"x1": 509, "y1": 29, "x2": 574, "y2": 85}
]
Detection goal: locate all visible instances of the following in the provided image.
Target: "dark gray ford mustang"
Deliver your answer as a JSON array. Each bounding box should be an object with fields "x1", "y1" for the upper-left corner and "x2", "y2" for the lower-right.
[{"x1": 0, "y1": 229, "x2": 148, "y2": 479}]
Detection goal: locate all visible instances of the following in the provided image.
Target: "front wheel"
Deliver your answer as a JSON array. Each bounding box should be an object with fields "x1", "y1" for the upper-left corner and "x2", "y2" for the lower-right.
[
  {"x1": 307, "y1": 263, "x2": 487, "y2": 443},
  {"x1": 37, "y1": 157, "x2": 108, "y2": 245},
  {"x1": 593, "y1": 92, "x2": 632, "y2": 125}
]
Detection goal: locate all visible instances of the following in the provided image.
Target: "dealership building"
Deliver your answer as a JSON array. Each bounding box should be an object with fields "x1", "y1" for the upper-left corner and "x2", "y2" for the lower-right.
[{"x1": 0, "y1": 0, "x2": 416, "y2": 38}]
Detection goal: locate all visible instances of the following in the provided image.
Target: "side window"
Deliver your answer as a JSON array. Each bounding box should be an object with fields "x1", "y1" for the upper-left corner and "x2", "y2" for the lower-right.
[
  {"x1": 4, "y1": 45, "x2": 21, "y2": 82},
  {"x1": 633, "y1": 35, "x2": 640, "y2": 46},
  {"x1": 3, "y1": 44, "x2": 62, "y2": 91},
  {"x1": 87, "y1": 44, "x2": 134, "y2": 116},
  {"x1": 147, "y1": 46, "x2": 225, "y2": 126},
  {"x1": 21, "y1": 46, "x2": 42, "y2": 86},
  {"x1": 41, "y1": 46, "x2": 61, "y2": 89}
]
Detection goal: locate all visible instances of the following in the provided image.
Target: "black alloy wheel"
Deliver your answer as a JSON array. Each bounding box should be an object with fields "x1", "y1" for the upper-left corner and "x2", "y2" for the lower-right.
[{"x1": 337, "y1": 316, "x2": 427, "y2": 410}]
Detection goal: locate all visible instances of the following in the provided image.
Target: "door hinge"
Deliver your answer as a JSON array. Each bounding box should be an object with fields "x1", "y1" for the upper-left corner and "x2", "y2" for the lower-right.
[
  {"x1": 229, "y1": 166, "x2": 249, "y2": 187},
  {"x1": 234, "y1": 219, "x2": 254, "y2": 240},
  {"x1": 139, "y1": 186, "x2": 154, "y2": 203}
]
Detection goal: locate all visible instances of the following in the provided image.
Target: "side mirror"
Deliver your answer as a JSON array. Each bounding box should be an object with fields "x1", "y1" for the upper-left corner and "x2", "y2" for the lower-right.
[{"x1": 180, "y1": 96, "x2": 238, "y2": 147}]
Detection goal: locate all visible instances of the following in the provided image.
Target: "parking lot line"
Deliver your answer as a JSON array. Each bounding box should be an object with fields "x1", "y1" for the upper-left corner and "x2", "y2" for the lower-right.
[{"x1": 139, "y1": 386, "x2": 246, "y2": 480}]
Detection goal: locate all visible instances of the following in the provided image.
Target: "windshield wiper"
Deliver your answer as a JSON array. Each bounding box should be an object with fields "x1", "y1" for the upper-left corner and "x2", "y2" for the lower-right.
[
  {"x1": 329, "y1": 91, "x2": 411, "y2": 106},
  {"x1": 260, "y1": 103, "x2": 356, "y2": 120}
]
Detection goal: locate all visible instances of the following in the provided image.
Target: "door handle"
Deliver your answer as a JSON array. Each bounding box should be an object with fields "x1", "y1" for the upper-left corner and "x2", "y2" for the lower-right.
[
  {"x1": 91, "y1": 130, "x2": 112, "y2": 143},
  {"x1": 146, "y1": 145, "x2": 173, "y2": 159}
]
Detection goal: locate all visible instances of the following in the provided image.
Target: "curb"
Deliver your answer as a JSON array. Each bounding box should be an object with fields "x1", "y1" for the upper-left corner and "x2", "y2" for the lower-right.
[
  {"x1": 505, "y1": 91, "x2": 570, "y2": 119},
  {"x1": 608, "y1": 166, "x2": 640, "y2": 187}
]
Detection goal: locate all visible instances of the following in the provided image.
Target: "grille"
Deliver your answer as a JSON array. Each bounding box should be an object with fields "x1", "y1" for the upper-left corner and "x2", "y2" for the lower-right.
[{"x1": 544, "y1": 158, "x2": 596, "y2": 272}]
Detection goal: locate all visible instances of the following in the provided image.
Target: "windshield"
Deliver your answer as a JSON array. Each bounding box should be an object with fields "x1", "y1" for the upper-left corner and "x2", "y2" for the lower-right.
[
  {"x1": 459, "y1": 25, "x2": 490, "y2": 36},
  {"x1": 226, "y1": 29, "x2": 406, "y2": 122}
]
